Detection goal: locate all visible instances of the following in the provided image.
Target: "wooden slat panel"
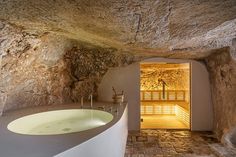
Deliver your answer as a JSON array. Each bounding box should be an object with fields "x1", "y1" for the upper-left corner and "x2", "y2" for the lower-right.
[{"x1": 141, "y1": 90, "x2": 187, "y2": 102}]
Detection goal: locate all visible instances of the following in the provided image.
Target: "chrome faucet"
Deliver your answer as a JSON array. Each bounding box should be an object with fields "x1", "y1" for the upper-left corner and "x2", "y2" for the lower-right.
[
  {"x1": 80, "y1": 96, "x2": 83, "y2": 109},
  {"x1": 88, "y1": 94, "x2": 93, "y2": 109}
]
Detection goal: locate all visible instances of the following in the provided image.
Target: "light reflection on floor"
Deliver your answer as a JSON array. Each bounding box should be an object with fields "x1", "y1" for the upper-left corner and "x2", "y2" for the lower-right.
[{"x1": 141, "y1": 115, "x2": 189, "y2": 129}]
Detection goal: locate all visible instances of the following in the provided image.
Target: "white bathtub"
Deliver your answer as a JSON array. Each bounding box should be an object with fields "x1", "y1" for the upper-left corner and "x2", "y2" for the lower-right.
[
  {"x1": 7, "y1": 109, "x2": 113, "y2": 135},
  {"x1": 0, "y1": 103, "x2": 128, "y2": 157},
  {"x1": 55, "y1": 105, "x2": 128, "y2": 157}
]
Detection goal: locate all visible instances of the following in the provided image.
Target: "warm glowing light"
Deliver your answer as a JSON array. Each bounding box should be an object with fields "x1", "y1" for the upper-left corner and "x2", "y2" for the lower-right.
[
  {"x1": 140, "y1": 63, "x2": 190, "y2": 91},
  {"x1": 140, "y1": 63, "x2": 190, "y2": 129},
  {"x1": 175, "y1": 105, "x2": 190, "y2": 127}
]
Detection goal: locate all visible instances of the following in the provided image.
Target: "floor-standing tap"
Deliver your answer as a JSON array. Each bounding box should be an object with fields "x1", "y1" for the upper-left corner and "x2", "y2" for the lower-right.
[
  {"x1": 88, "y1": 94, "x2": 93, "y2": 109},
  {"x1": 80, "y1": 96, "x2": 83, "y2": 109}
]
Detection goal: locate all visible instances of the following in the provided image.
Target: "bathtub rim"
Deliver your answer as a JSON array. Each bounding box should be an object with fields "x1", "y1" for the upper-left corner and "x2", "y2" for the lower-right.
[{"x1": 0, "y1": 101, "x2": 127, "y2": 157}]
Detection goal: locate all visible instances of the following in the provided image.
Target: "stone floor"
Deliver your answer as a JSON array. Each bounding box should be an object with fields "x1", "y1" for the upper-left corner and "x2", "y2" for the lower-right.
[{"x1": 125, "y1": 129, "x2": 220, "y2": 157}]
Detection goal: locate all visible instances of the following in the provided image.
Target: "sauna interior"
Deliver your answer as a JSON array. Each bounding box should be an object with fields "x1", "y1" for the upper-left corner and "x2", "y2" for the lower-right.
[{"x1": 140, "y1": 63, "x2": 190, "y2": 129}]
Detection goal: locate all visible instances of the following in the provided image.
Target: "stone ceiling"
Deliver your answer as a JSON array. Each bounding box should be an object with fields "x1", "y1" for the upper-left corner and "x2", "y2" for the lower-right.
[{"x1": 1, "y1": 0, "x2": 236, "y2": 58}]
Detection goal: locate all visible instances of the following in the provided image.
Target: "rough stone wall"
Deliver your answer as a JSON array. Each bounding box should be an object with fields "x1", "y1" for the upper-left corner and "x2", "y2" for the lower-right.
[
  {"x1": 0, "y1": 21, "x2": 74, "y2": 113},
  {"x1": 64, "y1": 46, "x2": 139, "y2": 102},
  {"x1": 0, "y1": 21, "x2": 139, "y2": 114},
  {"x1": 205, "y1": 48, "x2": 236, "y2": 140}
]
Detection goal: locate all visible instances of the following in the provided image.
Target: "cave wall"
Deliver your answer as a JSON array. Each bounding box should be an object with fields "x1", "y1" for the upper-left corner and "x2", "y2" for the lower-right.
[
  {"x1": 0, "y1": 21, "x2": 74, "y2": 113},
  {"x1": 0, "y1": 0, "x2": 235, "y2": 55},
  {"x1": 0, "y1": 10, "x2": 236, "y2": 142},
  {"x1": 0, "y1": 21, "x2": 138, "y2": 114},
  {"x1": 64, "y1": 46, "x2": 139, "y2": 102},
  {"x1": 205, "y1": 48, "x2": 236, "y2": 139}
]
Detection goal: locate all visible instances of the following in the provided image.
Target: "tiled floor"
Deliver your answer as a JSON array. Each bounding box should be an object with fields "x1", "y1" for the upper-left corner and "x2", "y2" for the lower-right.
[
  {"x1": 125, "y1": 129, "x2": 220, "y2": 157},
  {"x1": 141, "y1": 115, "x2": 189, "y2": 129}
]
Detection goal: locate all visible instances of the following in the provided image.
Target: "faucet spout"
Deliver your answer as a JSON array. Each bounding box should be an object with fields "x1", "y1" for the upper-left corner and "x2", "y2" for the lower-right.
[{"x1": 89, "y1": 94, "x2": 93, "y2": 109}]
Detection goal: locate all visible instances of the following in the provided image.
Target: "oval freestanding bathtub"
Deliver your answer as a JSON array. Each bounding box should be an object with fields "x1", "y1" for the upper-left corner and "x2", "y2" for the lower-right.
[{"x1": 7, "y1": 109, "x2": 113, "y2": 135}]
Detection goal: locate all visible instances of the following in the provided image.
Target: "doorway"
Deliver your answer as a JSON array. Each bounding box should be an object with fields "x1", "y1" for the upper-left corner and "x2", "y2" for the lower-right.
[{"x1": 140, "y1": 62, "x2": 191, "y2": 129}]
